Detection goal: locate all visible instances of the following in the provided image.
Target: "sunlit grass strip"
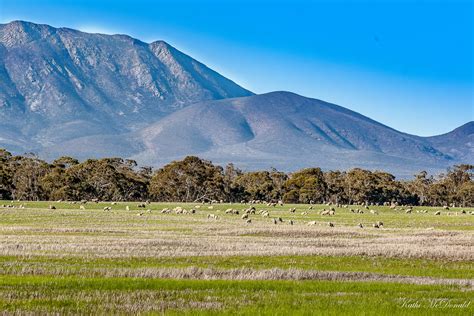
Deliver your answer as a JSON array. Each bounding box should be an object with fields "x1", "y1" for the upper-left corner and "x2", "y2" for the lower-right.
[{"x1": 0, "y1": 276, "x2": 472, "y2": 315}]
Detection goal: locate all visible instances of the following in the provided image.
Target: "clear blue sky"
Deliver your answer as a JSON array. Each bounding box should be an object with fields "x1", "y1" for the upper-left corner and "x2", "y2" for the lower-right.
[{"x1": 1, "y1": 0, "x2": 473, "y2": 136}]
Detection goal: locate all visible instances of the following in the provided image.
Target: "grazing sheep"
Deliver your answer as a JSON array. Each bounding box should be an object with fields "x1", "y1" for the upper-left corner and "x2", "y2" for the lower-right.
[
  {"x1": 443, "y1": 206, "x2": 449, "y2": 210},
  {"x1": 137, "y1": 203, "x2": 146, "y2": 208},
  {"x1": 80, "y1": 205, "x2": 85, "y2": 210},
  {"x1": 242, "y1": 213, "x2": 249, "y2": 220},
  {"x1": 370, "y1": 209, "x2": 378, "y2": 215},
  {"x1": 461, "y1": 210, "x2": 466, "y2": 214},
  {"x1": 405, "y1": 209, "x2": 412, "y2": 214},
  {"x1": 289, "y1": 208, "x2": 296, "y2": 213},
  {"x1": 49, "y1": 205, "x2": 56, "y2": 210},
  {"x1": 289, "y1": 220, "x2": 294, "y2": 225},
  {"x1": 207, "y1": 214, "x2": 218, "y2": 220},
  {"x1": 246, "y1": 219, "x2": 252, "y2": 224},
  {"x1": 125, "y1": 206, "x2": 130, "y2": 211},
  {"x1": 328, "y1": 222, "x2": 334, "y2": 227},
  {"x1": 307, "y1": 221, "x2": 317, "y2": 226},
  {"x1": 434, "y1": 211, "x2": 441, "y2": 215},
  {"x1": 320, "y1": 210, "x2": 330, "y2": 216},
  {"x1": 373, "y1": 223, "x2": 380, "y2": 228},
  {"x1": 301, "y1": 211, "x2": 308, "y2": 215},
  {"x1": 358, "y1": 223, "x2": 363, "y2": 228},
  {"x1": 278, "y1": 217, "x2": 283, "y2": 222},
  {"x1": 377, "y1": 221, "x2": 384, "y2": 227},
  {"x1": 273, "y1": 218, "x2": 278, "y2": 225},
  {"x1": 111, "y1": 202, "x2": 117, "y2": 205},
  {"x1": 350, "y1": 209, "x2": 355, "y2": 213}
]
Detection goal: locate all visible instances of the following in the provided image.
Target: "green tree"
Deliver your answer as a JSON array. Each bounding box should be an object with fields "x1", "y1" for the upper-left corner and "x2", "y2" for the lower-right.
[
  {"x1": 324, "y1": 171, "x2": 348, "y2": 204},
  {"x1": 0, "y1": 149, "x2": 14, "y2": 199},
  {"x1": 149, "y1": 156, "x2": 225, "y2": 202},
  {"x1": 10, "y1": 154, "x2": 49, "y2": 200},
  {"x1": 62, "y1": 158, "x2": 149, "y2": 201},
  {"x1": 283, "y1": 168, "x2": 326, "y2": 203},
  {"x1": 223, "y1": 163, "x2": 245, "y2": 202},
  {"x1": 234, "y1": 171, "x2": 276, "y2": 201}
]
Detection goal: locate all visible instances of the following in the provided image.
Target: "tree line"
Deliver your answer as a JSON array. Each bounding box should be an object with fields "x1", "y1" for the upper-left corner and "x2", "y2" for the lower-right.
[{"x1": 1, "y1": 149, "x2": 473, "y2": 206}]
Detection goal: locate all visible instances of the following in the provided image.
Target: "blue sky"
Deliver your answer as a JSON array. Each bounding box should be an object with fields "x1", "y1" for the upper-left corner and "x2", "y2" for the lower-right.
[{"x1": 1, "y1": 0, "x2": 472, "y2": 136}]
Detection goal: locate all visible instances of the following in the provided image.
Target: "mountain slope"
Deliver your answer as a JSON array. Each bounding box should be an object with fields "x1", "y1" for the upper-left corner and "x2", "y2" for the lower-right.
[
  {"x1": 0, "y1": 20, "x2": 252, "y2": 149},
  {"x1": 132, "y1": 91, "x2": 464, "y2": 177},
  {"x1": 424, "y1": 122, "x2": 474, "y2": 164}
]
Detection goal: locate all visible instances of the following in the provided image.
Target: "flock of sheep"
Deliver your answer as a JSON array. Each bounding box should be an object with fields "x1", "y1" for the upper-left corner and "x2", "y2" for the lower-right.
[{"x1": 1, "y1": 199, "x2": 472, "y2": 230}]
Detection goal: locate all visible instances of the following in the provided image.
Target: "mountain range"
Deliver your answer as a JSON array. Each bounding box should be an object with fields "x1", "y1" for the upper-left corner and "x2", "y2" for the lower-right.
[{"x1": 0, "y1": 21, "x2": 472, "y2": 177}]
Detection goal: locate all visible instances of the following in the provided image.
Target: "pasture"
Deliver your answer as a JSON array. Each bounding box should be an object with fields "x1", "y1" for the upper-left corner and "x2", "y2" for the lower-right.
[{"x1": 0, "y1": 200, "x2": 473, "y2": 315}]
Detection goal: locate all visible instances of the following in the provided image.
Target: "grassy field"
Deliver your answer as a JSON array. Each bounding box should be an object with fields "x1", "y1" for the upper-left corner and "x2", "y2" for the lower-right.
[{"x1": 0, "y1": 200, "x2": 473, "y2": 314}]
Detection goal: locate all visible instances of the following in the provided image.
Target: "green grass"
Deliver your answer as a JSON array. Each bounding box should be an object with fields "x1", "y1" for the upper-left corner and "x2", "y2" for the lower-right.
[
  {"x1": 1, "y1": 255, "x2": 472, "y2": 279},
  {"x1": 0, "y1": 276, "x2": 472, "y2": 315},
  {"x1": 1, "y1": 200, "x2": 472, "y2": 230}
]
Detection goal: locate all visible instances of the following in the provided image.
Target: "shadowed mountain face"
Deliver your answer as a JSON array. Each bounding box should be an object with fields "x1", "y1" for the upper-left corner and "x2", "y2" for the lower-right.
[
  {"x1": 425, "y1": 122, "x2": 474, "y2": 164},
  {"x1": 0, "y1": 20, "x2": 252, "y2": 149},
  {"x1": 0, "y1": 21, "x2": 471, "y2": 177}
]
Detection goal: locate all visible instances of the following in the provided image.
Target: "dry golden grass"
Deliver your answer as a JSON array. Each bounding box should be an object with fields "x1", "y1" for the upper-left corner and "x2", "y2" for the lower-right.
[{"x1": 0, "y1": 202, "x2": 472, "y2": 261}]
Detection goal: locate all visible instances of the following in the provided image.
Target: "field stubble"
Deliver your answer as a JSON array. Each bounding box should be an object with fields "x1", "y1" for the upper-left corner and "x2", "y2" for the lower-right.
[{"x1": 0, "y1": 201, "x2": 472, "y2": 314}]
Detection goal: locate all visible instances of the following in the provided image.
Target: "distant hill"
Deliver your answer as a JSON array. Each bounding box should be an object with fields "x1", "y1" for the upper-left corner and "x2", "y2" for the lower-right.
[
  {"x1": 425, "y1": 122, "x2": 474, "y2": 164},
  {"x1": 0, "y1": 21, "x2": 472, "y2": 177},
  {"x1": 133, "y1": 91, "x2": 471, "y2": 177}
]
